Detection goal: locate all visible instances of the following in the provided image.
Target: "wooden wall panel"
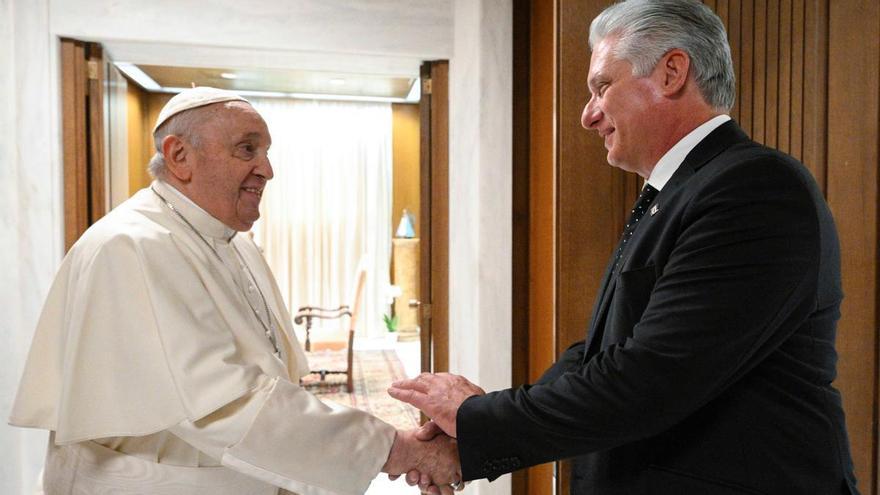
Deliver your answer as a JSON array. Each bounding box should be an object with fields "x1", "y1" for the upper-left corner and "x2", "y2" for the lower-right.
[
  {"x1": 802, "y1": 0, "x2": 828, "y2": 187},
  {"x1": 557, "y1": 0, "x2": 630, "y2": 358},
  {"x1": 716, "y1": 0, "x2": 828, "y2": 183},
  {"x1": 556, "y1": 1, "x2": 632, "y2": 493},
  {"x1": 516, "y1": 1, "x2": 879, "y2": 492},
  {"x1": 726, "y1": 0, "x2": 741, "y2": 122},
  {"x1": 826, "y1": 2, "x2": 879, "y2": 493},
  {"x1": 764, "y1": 0, "x2": 779, "y2": 149},
  {"x1": 709, "y1": 0, "x2": 876, "y2": 490},
  {"x1": 777, "y1": 0, "x2": 792, "y2": 153},
  {"x1": 790, "y1": 0, "x2": 805, "y2": 161},
  {"x1": 752, "y1": 0, "x2": 767, "y2": 144},
  {"x1": 739, "y1": 0, "x2": 754, "y2": 137}
]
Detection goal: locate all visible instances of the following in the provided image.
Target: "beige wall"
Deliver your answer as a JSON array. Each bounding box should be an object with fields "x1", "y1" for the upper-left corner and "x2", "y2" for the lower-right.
[
  {"x1": 391, "y1": 103, "x2": 420, "y2": 237},
  {"x1": 125, "y1": 82, "x2": 148, "y2": 195},
  {"x1": 126, "y1": 85, "x2": 172, "y2": 195}
]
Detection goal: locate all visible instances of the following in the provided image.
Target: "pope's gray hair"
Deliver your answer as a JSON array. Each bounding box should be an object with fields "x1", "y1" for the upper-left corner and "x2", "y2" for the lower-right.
[
  {"x1": 589, "y1": 0, "x2": 735, "y2": 111},
  {"x1": 147, "y1": 106, "x2": 209, "y2": 180}
]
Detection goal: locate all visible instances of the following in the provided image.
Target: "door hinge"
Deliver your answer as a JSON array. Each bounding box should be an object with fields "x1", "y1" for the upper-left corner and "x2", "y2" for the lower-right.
[
  {"x1": 422, "y1": 78, "x2": 432, "y2": 95},
  {"x1": 87, "y1": 60, "x2": 99, "y2": 80}
]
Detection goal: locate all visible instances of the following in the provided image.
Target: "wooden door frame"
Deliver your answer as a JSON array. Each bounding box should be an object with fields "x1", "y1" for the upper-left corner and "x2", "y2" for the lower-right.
[
  {"x1": 512, "y1": 0, "x2": 558, "y2": 493},
  {"x1": 61, "y1": 38, "x2": 106, "y2": 251},
  {"x1": 419, "y1": 60, "x2": 450, "y2": 375}
]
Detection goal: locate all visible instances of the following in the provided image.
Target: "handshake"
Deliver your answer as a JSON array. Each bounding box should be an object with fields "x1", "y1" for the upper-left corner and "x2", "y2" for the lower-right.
[{"x1": 380, "y1": 373, "x2": 486, "y2": 494}]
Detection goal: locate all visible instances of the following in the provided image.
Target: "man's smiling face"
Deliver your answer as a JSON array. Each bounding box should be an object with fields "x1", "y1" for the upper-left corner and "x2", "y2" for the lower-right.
[{"x1": 581, "y1": 37, "x2": 666, "y2": 177}]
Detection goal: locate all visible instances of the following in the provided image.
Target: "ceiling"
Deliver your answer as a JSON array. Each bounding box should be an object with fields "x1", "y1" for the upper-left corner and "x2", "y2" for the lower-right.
[{"x1": 120, "y1": 63, "x2": 419, "y2": 102}]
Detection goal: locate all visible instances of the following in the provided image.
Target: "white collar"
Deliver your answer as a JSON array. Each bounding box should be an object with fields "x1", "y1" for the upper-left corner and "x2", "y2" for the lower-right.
[
  {"x1": 153, "y1": 180, "x2": 237, "y2": 242},
  {"x1": 647, "y1": 114, "x2": 731, "y2": 191}
]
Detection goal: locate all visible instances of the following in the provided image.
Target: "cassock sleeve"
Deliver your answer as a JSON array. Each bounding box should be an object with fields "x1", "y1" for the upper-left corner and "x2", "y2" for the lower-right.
[{"x1": 170, "y1": 375, "x2": 396, "y2": 495}]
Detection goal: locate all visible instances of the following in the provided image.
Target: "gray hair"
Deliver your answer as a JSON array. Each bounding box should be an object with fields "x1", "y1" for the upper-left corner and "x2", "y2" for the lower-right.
[
  {"x1": 147, "y1": 106, "x2": 209, "y2": 179},
  {"x1": 589, "y1": 0, "x2": 735, "y2": 111}
]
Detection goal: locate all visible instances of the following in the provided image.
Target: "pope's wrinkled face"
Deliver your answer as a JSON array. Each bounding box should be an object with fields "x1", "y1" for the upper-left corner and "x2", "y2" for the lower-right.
[
  {"x1": 188, "y1": 102, "x2": 273, "y2": 231},
  {"x1": 581, "y1": 37, "x2": 664, "y2": 176}
]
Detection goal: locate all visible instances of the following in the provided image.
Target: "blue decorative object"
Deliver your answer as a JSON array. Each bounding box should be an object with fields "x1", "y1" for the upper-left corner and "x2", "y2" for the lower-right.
[{"x1": 395, "y1": 209, "x2": 416, "y2": 238}]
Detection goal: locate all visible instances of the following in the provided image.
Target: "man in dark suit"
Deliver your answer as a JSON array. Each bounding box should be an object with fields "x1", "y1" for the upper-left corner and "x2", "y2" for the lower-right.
[{"x1": 390, "y1": 0, "x2": 858, "y2": 493}]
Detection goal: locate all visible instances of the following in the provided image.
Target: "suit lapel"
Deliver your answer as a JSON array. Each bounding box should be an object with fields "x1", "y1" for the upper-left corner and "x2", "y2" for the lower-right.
[{"x1": 582, "y1": 121, "x2": 751, "y2": 359}]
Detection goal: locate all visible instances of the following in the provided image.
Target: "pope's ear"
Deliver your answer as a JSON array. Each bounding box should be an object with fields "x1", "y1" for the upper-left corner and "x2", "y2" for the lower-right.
[{"x1": 161, "y1": 134, "x2": 192, "y2": 182}]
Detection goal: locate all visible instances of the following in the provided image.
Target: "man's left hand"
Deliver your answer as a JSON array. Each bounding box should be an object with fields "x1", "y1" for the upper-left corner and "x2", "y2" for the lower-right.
[{"x1": 388, "y1": 373, "x2": 485, "y2": 438}]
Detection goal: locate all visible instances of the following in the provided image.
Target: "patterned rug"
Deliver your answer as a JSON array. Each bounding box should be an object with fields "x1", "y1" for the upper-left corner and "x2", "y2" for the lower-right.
[{"x1": 300, "y1": 349, "x2": 420, "y2": 430}]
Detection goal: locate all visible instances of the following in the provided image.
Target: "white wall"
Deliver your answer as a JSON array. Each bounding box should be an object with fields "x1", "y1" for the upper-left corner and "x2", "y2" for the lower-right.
[
  {"x1": 52, "y1": 0, "x2": 452, "y2": 77},
  {"x1": 1, "y1": 0, "x2": 61, "y2": 493},
  {"x1": 2, "y1": 1, "x2": 513, "y2": 494},
  {"x1": 51, "y1": 0, "x2": 452, "y2": 59},
  {"x1": 448, "y1": 1, "x2": 513, "y2": 494}
]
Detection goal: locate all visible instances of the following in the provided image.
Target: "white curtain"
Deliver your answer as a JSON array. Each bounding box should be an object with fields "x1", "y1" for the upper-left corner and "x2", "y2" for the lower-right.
[{"x1": 250, "y1": 98, "x2": 392, "y2": 340}]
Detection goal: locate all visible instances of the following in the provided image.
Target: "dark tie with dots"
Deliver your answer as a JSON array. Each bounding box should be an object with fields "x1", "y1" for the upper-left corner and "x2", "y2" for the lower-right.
[{"x1": 613, "y1": 184, "x2": 659, "y2": 270}]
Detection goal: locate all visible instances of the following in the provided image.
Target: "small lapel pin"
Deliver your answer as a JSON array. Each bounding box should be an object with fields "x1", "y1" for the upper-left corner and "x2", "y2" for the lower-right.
[{"x1": 650, "y1": 204, "x2": 660, "y2": 216}]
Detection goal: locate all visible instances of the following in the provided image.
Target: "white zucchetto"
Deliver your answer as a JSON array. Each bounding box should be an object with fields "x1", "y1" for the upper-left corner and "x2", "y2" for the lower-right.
[{"x1": 153, "y1": 86, "x2": 249, "y2": 133}]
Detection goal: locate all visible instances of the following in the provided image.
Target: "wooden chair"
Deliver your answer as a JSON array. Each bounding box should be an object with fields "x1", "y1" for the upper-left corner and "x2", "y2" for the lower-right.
[{"x1": 294, "y1": 267, "x2": 366, "y2": 393}]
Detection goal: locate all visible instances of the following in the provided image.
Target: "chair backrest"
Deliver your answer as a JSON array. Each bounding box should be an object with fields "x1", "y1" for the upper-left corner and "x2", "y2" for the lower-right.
[{"x1": 347, "y1": 261, "x2": 367, "y2": 334}]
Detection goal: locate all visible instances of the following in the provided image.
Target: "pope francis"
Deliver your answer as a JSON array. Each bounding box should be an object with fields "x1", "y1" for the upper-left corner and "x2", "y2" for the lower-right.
[{"x1": 9, "y1": 87, "x2": 459, "y2": 494}]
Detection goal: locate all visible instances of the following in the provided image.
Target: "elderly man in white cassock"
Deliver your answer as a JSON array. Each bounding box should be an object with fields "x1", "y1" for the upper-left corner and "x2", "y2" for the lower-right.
[{"x1": 9, "y1": 87, "x2": 461, "y2": 495}]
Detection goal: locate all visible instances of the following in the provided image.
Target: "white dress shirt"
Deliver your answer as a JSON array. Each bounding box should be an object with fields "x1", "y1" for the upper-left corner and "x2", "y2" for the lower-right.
[{"x1": 647, "y1": 114, "x2": 731, "y2": 191}]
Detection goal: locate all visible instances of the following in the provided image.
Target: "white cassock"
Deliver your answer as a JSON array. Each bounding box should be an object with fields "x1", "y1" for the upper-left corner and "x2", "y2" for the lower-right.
[{"x1": 9, "y1": 179, "x2": 395, "y2": 495}]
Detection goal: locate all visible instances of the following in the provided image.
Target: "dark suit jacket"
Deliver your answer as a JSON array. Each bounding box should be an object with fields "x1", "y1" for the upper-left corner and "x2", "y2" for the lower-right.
[{"x1": 456, "y1": 121, "x2": 858, "y2": 494}]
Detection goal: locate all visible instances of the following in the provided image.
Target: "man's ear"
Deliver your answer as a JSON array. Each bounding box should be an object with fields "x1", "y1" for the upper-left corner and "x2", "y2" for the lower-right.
[
  {"x1": 161, "y1": 135, "x2": 192, "y2": 182},
  {"x1": 656, "y1": 48, "x2": 690, "y2": 97}
]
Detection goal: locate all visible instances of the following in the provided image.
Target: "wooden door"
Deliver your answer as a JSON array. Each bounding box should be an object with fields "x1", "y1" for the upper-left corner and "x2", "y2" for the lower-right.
[
  {"x1": 61, "y1": 38, "x2": 107, "y2": 251},
  {"x1": 418, "y1": 61, "x2": 450, "y2": 376},
  {"x1": 62, "y1": 38, "x2": 132, "y2": 249}
]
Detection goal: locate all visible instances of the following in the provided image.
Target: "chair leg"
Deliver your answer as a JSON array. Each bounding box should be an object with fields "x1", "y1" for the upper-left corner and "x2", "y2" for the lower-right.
[{"x1": 346, "y1": 329, "x2": 355, "y2": 393}]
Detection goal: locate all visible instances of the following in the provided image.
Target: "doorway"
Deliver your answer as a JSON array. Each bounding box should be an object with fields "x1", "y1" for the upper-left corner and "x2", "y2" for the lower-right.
[{"x1": 61, "y1": 35, "x2": 451, "y2": 445}]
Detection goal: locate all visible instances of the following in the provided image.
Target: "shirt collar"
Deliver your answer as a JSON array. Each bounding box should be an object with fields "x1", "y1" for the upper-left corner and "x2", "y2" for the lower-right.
[
  {"x1": 152, "y1": 180, "x2": 237, "y2": 242},
  {"x1": 647, "y1": 114, "x2": 731, "y2": 191}
]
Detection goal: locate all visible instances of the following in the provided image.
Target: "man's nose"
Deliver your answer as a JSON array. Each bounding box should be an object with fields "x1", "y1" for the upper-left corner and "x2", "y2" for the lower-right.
[
  {"x1": 256, "y1": 154, "x2": 274, "y2": 181},
  {"x1": 581, "y1": 97, "x2": 602, "y2": 130}
]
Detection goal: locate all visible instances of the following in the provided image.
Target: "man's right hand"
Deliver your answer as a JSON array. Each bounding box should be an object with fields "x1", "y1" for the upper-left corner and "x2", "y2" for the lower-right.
[{"x1": 381, "y1": 428, "x2": 463, "y2": 494}]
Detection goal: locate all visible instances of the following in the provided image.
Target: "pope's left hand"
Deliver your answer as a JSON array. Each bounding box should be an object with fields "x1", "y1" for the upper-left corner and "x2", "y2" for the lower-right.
[{"x1": 388, "y1": 373, "x2": 485, "y2": 438}]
